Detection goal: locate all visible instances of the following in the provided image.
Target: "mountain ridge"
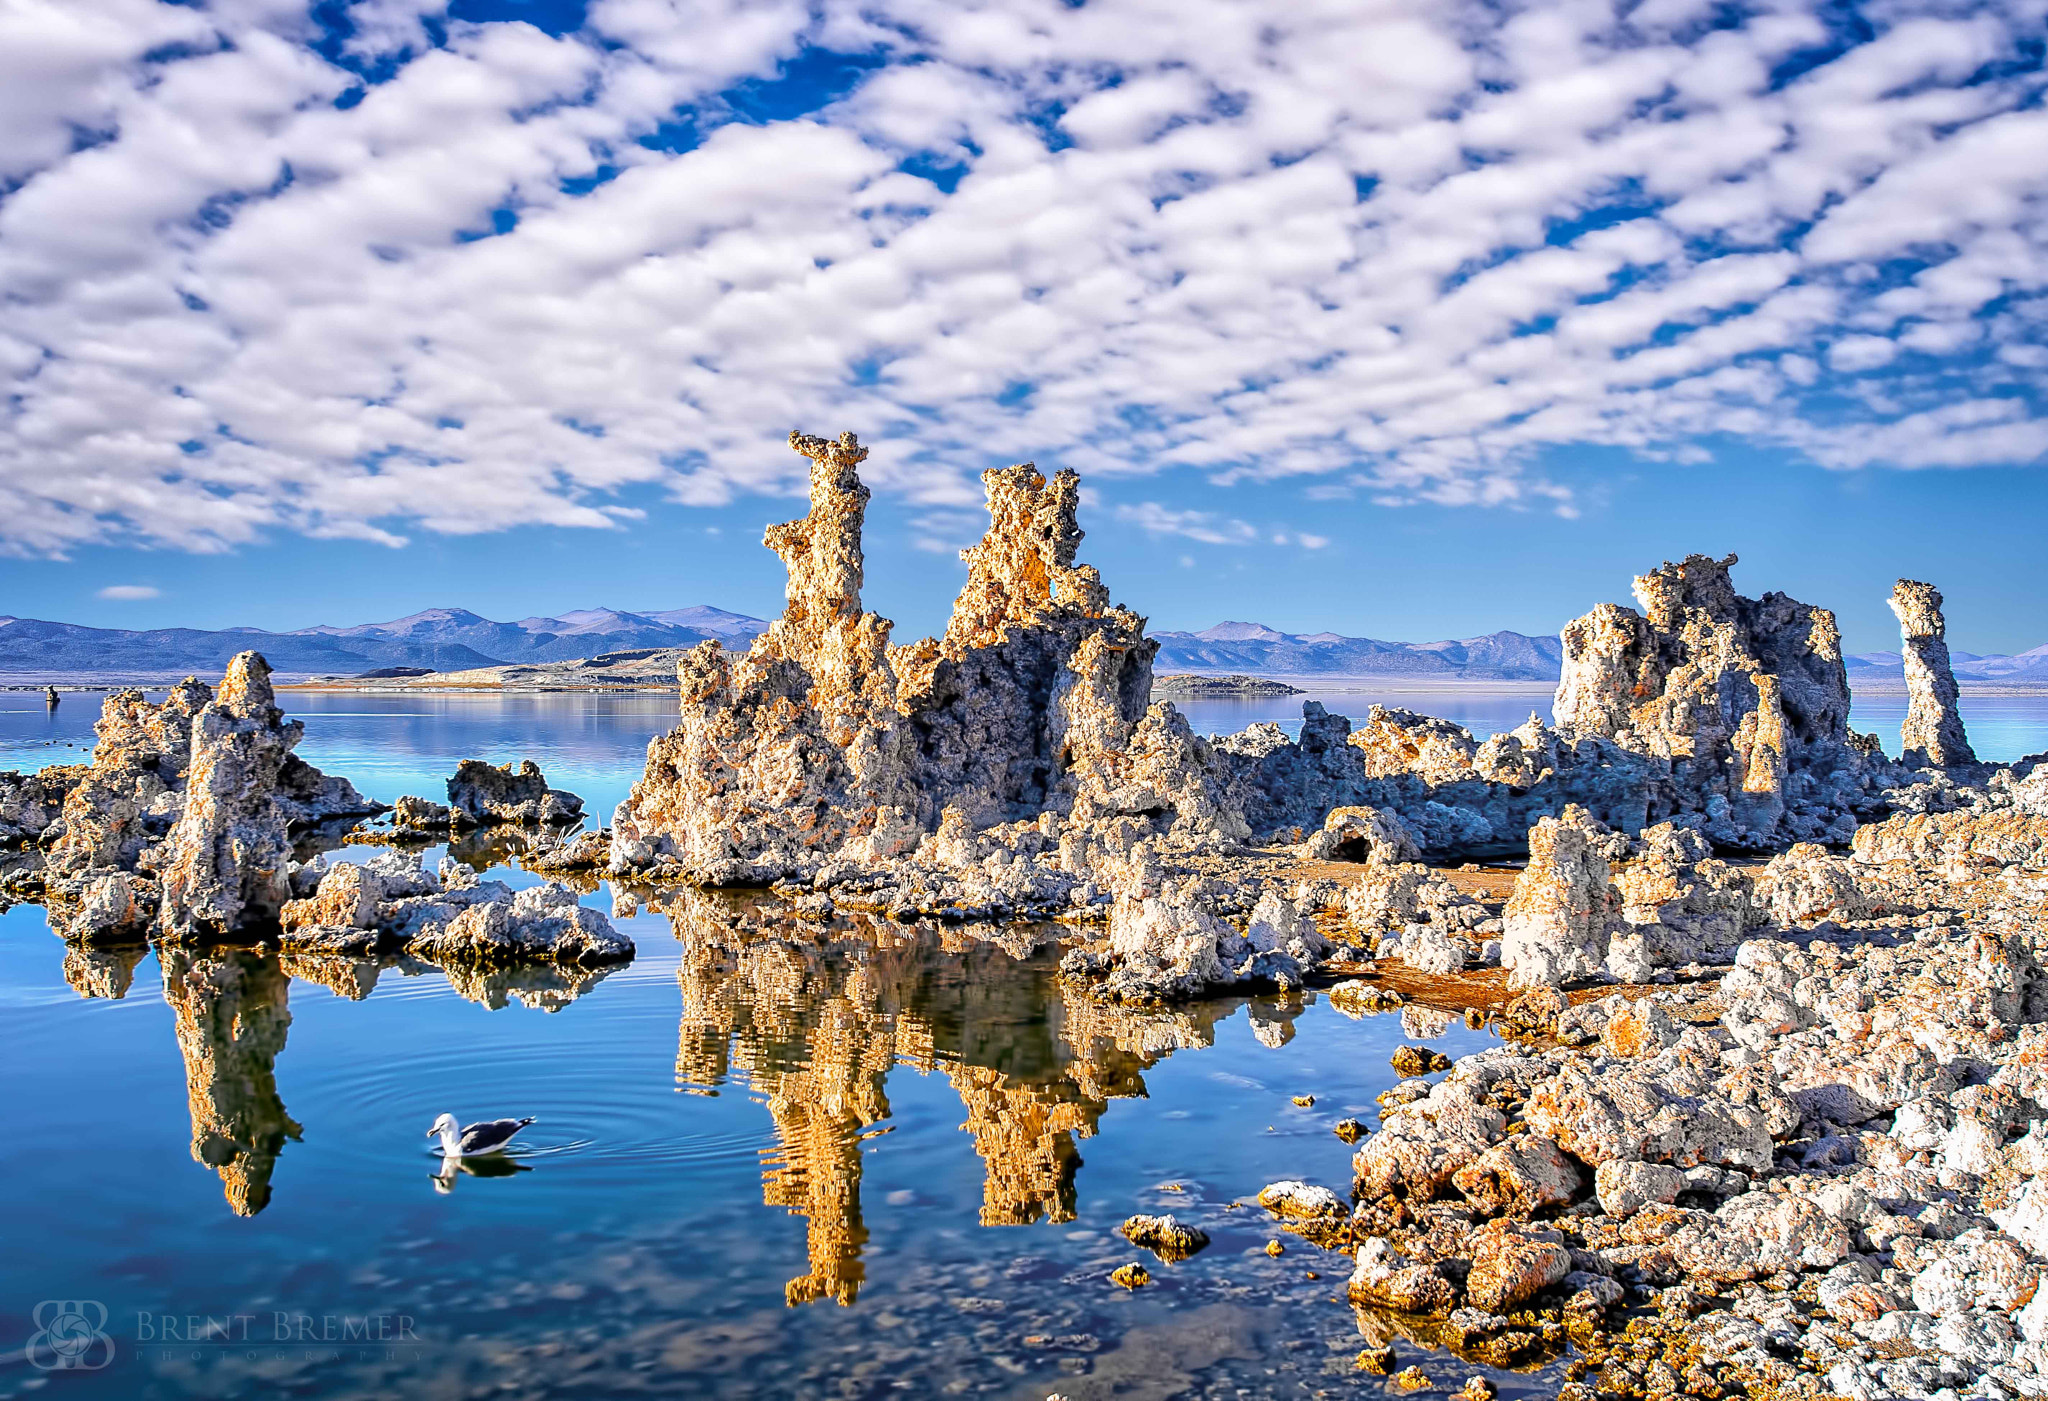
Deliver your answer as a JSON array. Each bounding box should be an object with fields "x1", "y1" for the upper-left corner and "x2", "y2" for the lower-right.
[
  {"x1": 0, "y1": 605, "x2": 772, "y2": 679},
  {"x1": 1151, "y1": 623, "x2": 1567, "y2": 680},
  {"x1": 2, "y1": 608, "x2": 2041, "y2": 685}
]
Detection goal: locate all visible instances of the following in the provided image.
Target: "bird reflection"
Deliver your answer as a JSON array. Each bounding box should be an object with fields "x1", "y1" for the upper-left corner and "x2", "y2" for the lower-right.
[
  {"x1": 659, "y1": 888, "x2": 1251, "y2": 1308},
  {"x1": 431, "y1": 1153, "x2": 534, "y2": 1194}
]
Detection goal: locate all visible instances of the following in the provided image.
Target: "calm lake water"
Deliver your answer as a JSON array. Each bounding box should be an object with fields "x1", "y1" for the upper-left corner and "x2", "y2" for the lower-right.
[{"x1": 2, "y1": 685, "x2": 2044, "y2": 1400}]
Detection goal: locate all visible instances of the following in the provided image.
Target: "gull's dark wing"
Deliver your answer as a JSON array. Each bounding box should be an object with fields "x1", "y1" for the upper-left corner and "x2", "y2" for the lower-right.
[{"x1": 459, "y1": 1117, "x2": 534, "y2": 1154}]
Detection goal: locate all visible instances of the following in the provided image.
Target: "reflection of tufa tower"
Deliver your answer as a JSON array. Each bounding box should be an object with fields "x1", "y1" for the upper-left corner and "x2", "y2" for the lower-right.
[
  {"x1": 666, "y1": 892, "x2": 1191, "y2": 1305},
  {"x1": 161, "y1": 948, "x2": 302, "y2": 1215}
]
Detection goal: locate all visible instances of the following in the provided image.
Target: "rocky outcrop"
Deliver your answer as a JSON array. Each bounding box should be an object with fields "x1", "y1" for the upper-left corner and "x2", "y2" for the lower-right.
[
  {"x1": 1240, "y1": 793, "x2": 2048, "y2": 1391},
  {"x1": 34, "y1": 653, "x2": 381, "y2": 943},
  {"x1": 1063, "y1": 879, "x2": 1329, "y2": 1004},
  {"x1": 1552, "y1": 553, "x2": 1864, "y2": 849},
  {"x1": 1501, "y1": 809, "x2": 1623, "y2": 989},
  {"x1": 157, "y1": 654, "x2": 302, "y2": 941},
  {"x1": 406, "y1": 882, "x2": 626, "y2": 967},
  {"x1": 1889, "y1": 578, "x2": 1976, "y2": 769},
  {"x1": 447, "y1": 759, "x2": 583, "y2": 827},
  {"x1": 612, "y1": 430, "x2": 1235, "y2": 891},
  {"x1": 0, "y1": 767, "x2": 81, "y2": 847}
]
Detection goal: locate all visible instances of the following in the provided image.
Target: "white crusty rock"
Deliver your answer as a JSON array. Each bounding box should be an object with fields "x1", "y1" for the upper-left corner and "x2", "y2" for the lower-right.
[
  {"x1": 37, "y1": 653, "x2": 381, "y2": 943},
  {"x1": 282, "y1": 853, "x2": 631, "y2": 969},
  {"x1": 1303, "y1": 804, "x2": 1420, "y2": 865},
  {"x1": 1754, "y1": 842, "x2": 1871, "y2": 926},
  {"x1": 1593, "y1": 1159, "x2": 1686, "y2": 1217},
  {"x1": 407, "y1": 882, "x2": 629, "y2": 967},
  {"x1": 0, "y1": 767, "x2": 79, "y2": 847},
  {"x1": 1501, "y1": 809, "x2": 1622, "y2": 989},
  {"x1": 612, "y1": 432, "x2": 1234, "y2": 890},
  {"x1": 157, "y1": 654, "x2": 302, "y2": 941},
  {"x1": 1063, "y1": 877, "x2": 1325, "y2": 1003},
  {"x1": 1552, "y1": 552, "x2": 1866, "y2": 849},
  {"x1": 1889, "y1": 578, "x2": 1976, "y2": 769}
]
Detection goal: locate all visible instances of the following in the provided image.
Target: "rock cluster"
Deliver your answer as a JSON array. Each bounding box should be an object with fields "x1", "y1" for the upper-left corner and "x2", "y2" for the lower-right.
[
  {"x1": 611, "y1": 430, "x2": 1225, "y2": 889},
  {"x1": 446, "y1": 759, "x2": 584, "y2": 827},
  {"x1": 377, "y1": 761, "x2": 585, "y2": 835},
  {"x1": 18, "y1": 653, "x2": 383, "y2": 943},
  {"x1": 1250, "y1": 796, "x2": 2048, "y2": 1396},
  {"x1": 280, "y1": 850, "x2": 631, "y2": 968},
  {"x1": 600, "y1": 434, "x2": 2030, "y2": 1009}
]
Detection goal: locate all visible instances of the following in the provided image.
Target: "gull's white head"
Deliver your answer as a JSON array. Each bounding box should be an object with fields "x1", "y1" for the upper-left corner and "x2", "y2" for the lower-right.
[{"x1": 428, "y1": 1113, "x2": 459, "y2": 1139}]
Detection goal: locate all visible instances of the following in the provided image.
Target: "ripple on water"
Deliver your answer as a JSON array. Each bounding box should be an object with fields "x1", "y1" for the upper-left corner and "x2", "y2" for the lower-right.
[{"x1": 284, "y1": 1017, "x2": 786, "y2": 1176}]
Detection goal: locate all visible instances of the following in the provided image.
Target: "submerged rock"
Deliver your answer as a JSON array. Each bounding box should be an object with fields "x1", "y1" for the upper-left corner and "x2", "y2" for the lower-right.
[{"x1": 1119, "y1": 1213, "x2": 1210, "y2": 1261}]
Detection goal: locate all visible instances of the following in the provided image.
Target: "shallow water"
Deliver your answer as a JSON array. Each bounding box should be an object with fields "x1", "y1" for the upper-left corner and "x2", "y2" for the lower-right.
[
  {"x1": 1, "y1": 691, "x2": 1521, "y2": 1401},
  {"x1": 5, "y1": 684, "x2": 2046, "y2": 1400}
]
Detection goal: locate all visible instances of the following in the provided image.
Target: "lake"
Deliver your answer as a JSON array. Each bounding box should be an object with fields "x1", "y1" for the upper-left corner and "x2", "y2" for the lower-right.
[{"x1": 2, "y1": 685, "x2": 2044, "y2": 1400}]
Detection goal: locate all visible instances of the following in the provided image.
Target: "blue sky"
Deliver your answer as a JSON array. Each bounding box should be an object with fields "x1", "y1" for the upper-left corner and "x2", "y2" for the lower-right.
[{"x1": 3, "y1": 0, "x2": 2046, "y2": 654}]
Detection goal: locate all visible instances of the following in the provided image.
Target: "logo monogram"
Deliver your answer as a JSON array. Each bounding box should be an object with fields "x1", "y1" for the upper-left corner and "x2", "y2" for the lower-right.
[{"x1": 27, "y1": 1300, "x2": 115, "y2": 1371}]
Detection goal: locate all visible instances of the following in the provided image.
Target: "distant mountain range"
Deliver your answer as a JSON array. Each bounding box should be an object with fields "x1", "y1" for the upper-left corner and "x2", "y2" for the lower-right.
[
  {"x1": 3, "y1": 605, "x2": 2041, "y2": 686},
  {"x1": 1152, "y1": 622, "x2": 1566, "y2": 680},
  {"x1": 0, "y1": 606, "x2": 771, "y2": 680},
  {"x1": 1847, "y1": 646, "x2": 2048, "y2": 685}
]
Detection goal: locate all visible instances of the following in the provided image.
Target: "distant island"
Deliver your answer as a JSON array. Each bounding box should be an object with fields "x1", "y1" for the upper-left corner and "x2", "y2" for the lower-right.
[{"x1": 1149, "y1": 674, "x2": 1305, "y2": 699}]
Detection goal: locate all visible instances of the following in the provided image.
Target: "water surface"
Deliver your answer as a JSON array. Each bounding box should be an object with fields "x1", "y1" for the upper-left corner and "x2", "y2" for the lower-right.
[
  {"x1": 3, "y1": 685, "x2": 2044, "y2": 1400},
  {"x1": 2, "y1": 691, "x2": 1516, "y2": 1401}
]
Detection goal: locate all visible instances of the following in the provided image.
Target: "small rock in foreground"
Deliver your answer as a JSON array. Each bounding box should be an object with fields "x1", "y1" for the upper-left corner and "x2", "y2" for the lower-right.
[{"x1": 1118, "y1": 1213, "x2": 1209, "y2": 1261}]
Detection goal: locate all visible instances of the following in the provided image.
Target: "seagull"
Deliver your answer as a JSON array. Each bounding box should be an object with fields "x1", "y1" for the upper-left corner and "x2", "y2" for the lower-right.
[{"x1": 428, "y1": 1112, "x2": 535, "y2": 1159}]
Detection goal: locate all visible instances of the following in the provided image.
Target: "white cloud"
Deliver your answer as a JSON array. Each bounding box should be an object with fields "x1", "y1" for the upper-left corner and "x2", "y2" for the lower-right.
[
  {"x1": 97, "y1": 583, "x2": 159, "y2": 599},
  {"x1": 1114, "y1": 502, "x2": 1258, "y2": 545},
  {"x1": 0, "y1": 0, "x2": 2044, "y2": 558}
]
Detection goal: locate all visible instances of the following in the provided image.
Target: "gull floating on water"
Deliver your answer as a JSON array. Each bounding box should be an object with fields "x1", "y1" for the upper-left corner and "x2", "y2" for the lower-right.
[{"x1": 428, "y1": 1112, "x2": 534, "y2": 1159}]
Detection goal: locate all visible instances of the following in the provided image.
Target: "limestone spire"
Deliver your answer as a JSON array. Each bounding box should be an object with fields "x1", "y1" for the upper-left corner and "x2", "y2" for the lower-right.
[{"x1": 1888, "y1": 579, "x2": 1975, "y2": 767}]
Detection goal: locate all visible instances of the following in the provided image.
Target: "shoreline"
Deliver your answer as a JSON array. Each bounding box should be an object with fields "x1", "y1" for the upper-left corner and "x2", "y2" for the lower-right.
[{"x1": 6, "y1": 673, "x2": 2048, "y2": 697}]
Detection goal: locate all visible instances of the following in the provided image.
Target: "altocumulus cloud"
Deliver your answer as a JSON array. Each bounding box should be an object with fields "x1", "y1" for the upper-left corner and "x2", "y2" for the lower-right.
[
  {"x1": 96, "y1": 584, "x2": 160, "y2": 600},
  {"x1": 2, "y1": 0, "x2": 2046, "y2": 556}
]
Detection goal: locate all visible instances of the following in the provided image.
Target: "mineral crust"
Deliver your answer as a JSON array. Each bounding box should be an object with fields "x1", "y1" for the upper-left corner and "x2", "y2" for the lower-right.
[
  {"x1": 27, "y1": 652, "x2": 383, "y2": 942},
  {"x1": 1889, "y1": 578, "x2": 1977, "y2": 769}
]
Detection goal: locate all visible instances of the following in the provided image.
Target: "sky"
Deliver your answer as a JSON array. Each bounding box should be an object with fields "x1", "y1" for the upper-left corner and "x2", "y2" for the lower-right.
[{"x1": 2, "y1": 0, "x2": 2046, "y2": 654}]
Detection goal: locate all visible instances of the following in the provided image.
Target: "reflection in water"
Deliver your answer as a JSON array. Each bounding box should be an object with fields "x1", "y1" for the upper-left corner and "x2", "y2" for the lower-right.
[
  {"x1": 443, "y1": 960, "x2": 614, "y2": 1012},
  {"x1": 431, "y1": 1152, "x2": 533, "y2": 1194},
  {"x1": 278, "y1": 952, "x2": 389, "y2": 1001},
  {"x1": 662, "y1": 890, "x2": 1247, "y2": 1307},
  {"x1": 277, "y1": 948, "x2": 612, "y2": 1012},
  {"x1": 160, "y1": 948, "x2": 302, "y2": 1216},
  {"x1": 62, "y1": 942, "x2": 147, "y2": 1000}
]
